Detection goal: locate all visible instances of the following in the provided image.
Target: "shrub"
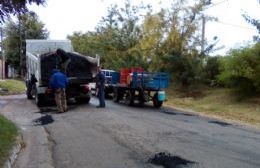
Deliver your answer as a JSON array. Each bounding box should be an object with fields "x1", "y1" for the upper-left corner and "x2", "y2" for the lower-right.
[{"x1": 218, "y1": 43, "x2": 260, "y2": 97}]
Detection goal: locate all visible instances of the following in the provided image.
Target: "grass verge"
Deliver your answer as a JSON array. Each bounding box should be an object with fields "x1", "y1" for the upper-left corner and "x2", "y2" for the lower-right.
[
  {"x1": 165, "y1": 87, "x2": 260, "y2": 127},
  {"x1": 0, "y1": 79, "x2": 26, "y2": 95},
  {"x1": 0, "y1": 115, "x2": 18, "y2": 167}
]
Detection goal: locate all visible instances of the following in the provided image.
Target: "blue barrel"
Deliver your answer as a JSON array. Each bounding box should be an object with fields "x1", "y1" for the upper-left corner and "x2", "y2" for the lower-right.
[
  {"x1": 158, "y1": 91, "x2": 165, "y2": 101},
  {"x1": 111, "y1": 72, "x2": 120, "y2": 84}
]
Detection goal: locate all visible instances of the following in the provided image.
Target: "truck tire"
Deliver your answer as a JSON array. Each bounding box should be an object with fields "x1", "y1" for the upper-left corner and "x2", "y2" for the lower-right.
[
  {"x1": 153, "y1": 93, "x2": 163, "y2": 108},
  {"x1": 35, "y1": 93, "x2": 45, "y2": 107},
  {"x1": 76, "y1": 97, "x2": 90, "y2": 104},
  {"x1": 26, "y1": 83, "x2": 33, "y2": 99},
  {"x1": 26, "y1": 89, "x2": 33, "y2": 99}
]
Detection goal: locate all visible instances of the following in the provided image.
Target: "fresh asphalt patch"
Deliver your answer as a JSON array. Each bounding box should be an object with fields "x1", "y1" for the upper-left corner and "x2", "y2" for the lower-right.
[
  {"x1": 208, "y1": 120, "x2": 232, "y2": 127},
  {"x1": 33, "y1": 114, "x2": 54, "y2": 125},
  {"x1": 181, "y1": 113, "x2": 195, "y2": 116},
  {"x1": 149, "y1": 152, "x2": 197, "y2": 168},
  {"x1": 161, "y1": 110, "x2": 195, "y2": 117},
  {"x1": 162, "y1": 111, "x2": 178, "y2": 115}
]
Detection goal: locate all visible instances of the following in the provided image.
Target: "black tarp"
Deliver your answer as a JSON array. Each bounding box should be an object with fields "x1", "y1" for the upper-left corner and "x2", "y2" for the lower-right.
[{"x1": 40, "y1": 49, "x2": 97, "y2": 86}]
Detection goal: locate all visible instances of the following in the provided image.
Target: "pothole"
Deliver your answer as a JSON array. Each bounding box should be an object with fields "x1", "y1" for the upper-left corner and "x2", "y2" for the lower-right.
[
  {"x1": 149, "y1": 152, "x2": 196, "y2": 168},
  {"x1": 33, "y1": 115, "x2": 54, "y2": 125},
  {"x1": 208, "y1": 120, "x2": 231, "y2": 127}
]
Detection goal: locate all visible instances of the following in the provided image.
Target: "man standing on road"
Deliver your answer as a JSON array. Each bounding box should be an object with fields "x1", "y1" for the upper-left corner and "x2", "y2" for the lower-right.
[
  {"x1": 50, "y1": 69, "x2": 68, "y2": 113},
  {"x1": 96, "y1": 66, "x2": 106, "y2": 108}
]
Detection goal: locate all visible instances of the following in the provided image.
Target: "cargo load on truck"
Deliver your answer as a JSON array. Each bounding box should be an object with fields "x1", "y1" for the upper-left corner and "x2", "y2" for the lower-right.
[{"x1": 25, "y1": 40, "x2": 99, "y2": 106}]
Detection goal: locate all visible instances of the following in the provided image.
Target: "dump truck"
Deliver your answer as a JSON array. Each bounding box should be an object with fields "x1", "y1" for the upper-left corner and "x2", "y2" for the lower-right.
[{"x1": 25, "y1": 39, "x2": 99, "y2": 106}]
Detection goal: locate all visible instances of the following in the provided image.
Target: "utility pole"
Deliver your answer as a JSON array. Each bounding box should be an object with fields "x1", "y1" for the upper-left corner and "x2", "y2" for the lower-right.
[
  {"x1": 18, "y1": 13, "x2": 23, "y2": 77},
  {"x1": 201, "y1": 15, "x2": 206, "y2": 54},
  {"x1": 0, "y1": 26, "x2": 4, "y2": 79}
]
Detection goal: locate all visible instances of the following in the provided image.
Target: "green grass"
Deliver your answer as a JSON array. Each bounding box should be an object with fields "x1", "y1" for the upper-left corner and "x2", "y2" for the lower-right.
[
  {"x1": 0, "y1": 115, "x2": 17, "y2": 167},
  {"x1": 165, "y1": 87, "x2": 260, "y2": 127},
  {"x1": 0, "y1": 79, "x2": 26, "y2": 95}
]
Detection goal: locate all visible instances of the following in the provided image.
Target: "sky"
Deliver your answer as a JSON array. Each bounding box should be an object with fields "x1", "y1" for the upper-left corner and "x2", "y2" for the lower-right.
[{"x1": 28, "y1": 0, "x2": 260, "y2": 55}]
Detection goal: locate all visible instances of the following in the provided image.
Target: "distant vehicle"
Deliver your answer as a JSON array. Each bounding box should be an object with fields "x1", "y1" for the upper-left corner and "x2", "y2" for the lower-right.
[
  {"x1": 89, "y1": 69, "x2": 116, "y2": 97},
  {"x1": 25, "y1": 40, "x2": 99, "y2": 106},
  {"x1": 102, "y1": 69, "x2": 116, "y2": 97}
]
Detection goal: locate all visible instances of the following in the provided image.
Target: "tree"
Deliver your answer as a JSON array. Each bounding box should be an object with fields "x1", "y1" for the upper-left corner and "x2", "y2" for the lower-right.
[
  {"x1": 69, "y1": 0, "x2": 215, "y2": 87},
  {"x1": 139, "y1": 11, "x2": 165, "y2": 71},
  {"x1": 3, "y1": 11, "x2": 49, "y2": 74},
  {"x1": 0, "y1": 0, "x2": 46, "y2": 23},
  {"x1": 69, "y1": 1, "x2": 149, "y2": 70},
  {"x1": 148, "y1": 0, "x2": 212, "y2": 86}
]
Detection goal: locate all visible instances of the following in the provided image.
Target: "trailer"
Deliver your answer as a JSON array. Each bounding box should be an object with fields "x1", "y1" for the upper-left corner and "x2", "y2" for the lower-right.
[
  {"x1": 112, "y1": 68, "x2": 169, "y2": 108},
  {"x1": 25, "y1": 39, "x2": 99, "y2": 106}
]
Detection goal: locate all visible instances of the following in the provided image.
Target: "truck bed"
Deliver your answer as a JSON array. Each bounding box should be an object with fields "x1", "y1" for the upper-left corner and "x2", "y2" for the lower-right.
[{"x1": 40, "y1": 52, "x2": 97, "y2": 86}]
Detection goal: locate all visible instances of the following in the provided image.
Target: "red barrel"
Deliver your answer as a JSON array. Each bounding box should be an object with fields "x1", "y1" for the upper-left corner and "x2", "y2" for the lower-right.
[
  {"x1": 120, "y1": 68, "x2": 130, "y2": 84},
  {"x1": 131, "y1": 67, "x2": 144, "y2": 73}
]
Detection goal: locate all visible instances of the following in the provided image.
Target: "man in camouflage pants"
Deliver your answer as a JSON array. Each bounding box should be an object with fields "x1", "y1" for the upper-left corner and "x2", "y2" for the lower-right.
[{"x1": 50, "y1": 69, "x2": 68, "y2": 113}]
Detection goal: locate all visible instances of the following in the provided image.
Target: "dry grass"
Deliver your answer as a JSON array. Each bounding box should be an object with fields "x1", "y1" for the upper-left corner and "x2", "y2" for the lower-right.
[
  {"x1": 0, "y1": 79, "x2": 26, "y2": 95},
  {"x1": 165, "y1": 86, "x2": 260, "y2": 127}
]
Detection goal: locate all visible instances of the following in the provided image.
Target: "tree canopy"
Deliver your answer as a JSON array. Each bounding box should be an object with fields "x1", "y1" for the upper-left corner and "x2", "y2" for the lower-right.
[
  {"x1": 242, "y1": 0, "x2": 260, "y2": 41},
  {"x1": 68, "y1": 0, "x2": 215, "y2": 85},
  {"x1": 3, "y1": 11, "x2": 49, "y2": 73},
  {"x1": 0, "y1": 0, "x2": 45, "y2": 23}
]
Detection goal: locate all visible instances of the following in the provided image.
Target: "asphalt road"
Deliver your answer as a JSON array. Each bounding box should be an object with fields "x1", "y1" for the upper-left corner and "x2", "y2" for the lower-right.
[{"x1": 1, "y1": 95, "x2": 260, "y2": 168}]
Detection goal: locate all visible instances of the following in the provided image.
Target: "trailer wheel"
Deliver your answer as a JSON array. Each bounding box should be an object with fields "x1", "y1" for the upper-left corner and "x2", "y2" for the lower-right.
[
  {"x1": 153, "y1": 93, "x2": 163, "y2": 108},
  {"x1": 125, "y1": 90, "x2": 134, "y2": 106},
  {"x1": 138, "y1": 91, "x2": 144, "y2": 107},
  {"x1": 113, "y1": 88, "x2": 123, "y2": 102},
  {"x1": 138, "y1": 99, "x2": 144, "y2": 107},
  {"x1": 113, "y1": 88, "x2": 119, "y2": 102}
]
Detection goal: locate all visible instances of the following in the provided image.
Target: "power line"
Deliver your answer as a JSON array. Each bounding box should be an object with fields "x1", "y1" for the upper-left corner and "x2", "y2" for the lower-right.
[
  {"x1": 214, "y1": 20, "x2": 257, "y2": 30},
  {"x1": 204, "y1": 0, "x2": 229, "y2": 10}
]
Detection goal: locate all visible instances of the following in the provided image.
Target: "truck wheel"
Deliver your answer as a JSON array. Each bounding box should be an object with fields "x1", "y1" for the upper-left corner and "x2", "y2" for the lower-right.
[
  {"x1": 85, "y1": 97, "x2": 90, "y2": 104},
  {"x1": 26, "y1": 83, "x2": 33, "y2": 99},
  {"x1": 27, "y1": 90, "x2": 33, "y2": 99},
  {"x1": 76, "y1": 97, "x2": 90, "y2": 104},
  {"x1": 35, "y1": 93, "x2": 45, "y2": 107},
  {"x1": 153, "y1": 93, "x2": 163, "y2": 108}
]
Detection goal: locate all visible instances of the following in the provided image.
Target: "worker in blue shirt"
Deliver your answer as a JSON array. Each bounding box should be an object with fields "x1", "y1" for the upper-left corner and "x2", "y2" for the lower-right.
[
  {"x1": 96, "y1": 66, "x2": 106, "y2": 108},
  {"x1": 50, "y1": 69, "x2": 68, "y2": 113}
]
